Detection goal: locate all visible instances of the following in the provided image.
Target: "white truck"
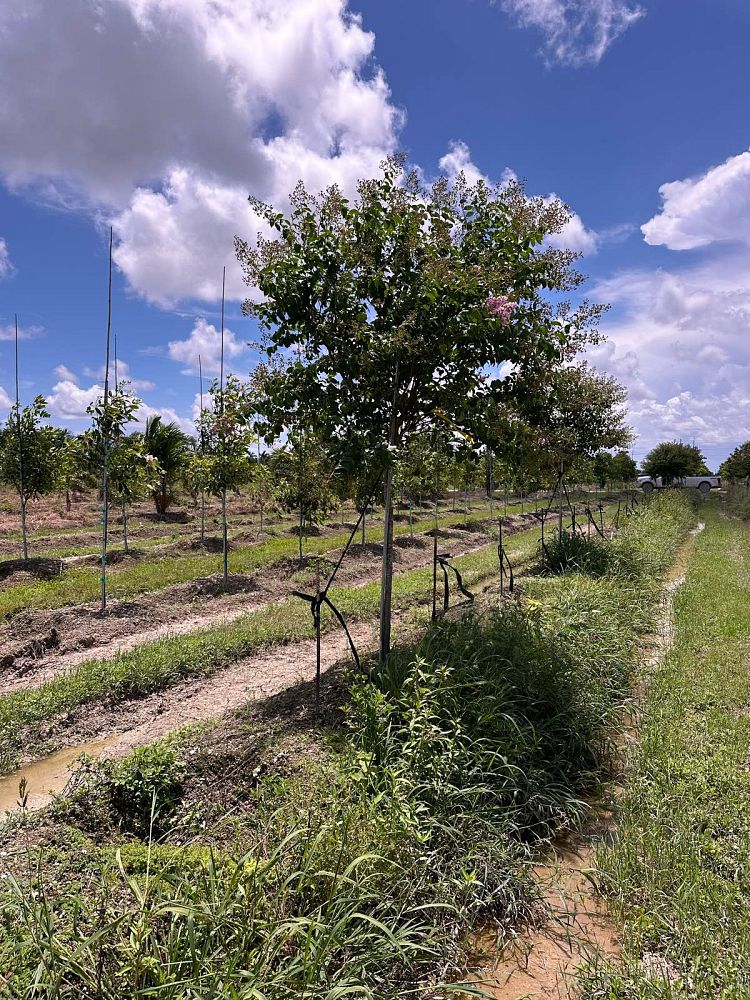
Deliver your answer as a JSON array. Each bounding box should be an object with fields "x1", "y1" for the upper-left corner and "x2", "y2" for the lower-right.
[{"x1": 637, "y1": 474, "x2": 721, "y2": 496}]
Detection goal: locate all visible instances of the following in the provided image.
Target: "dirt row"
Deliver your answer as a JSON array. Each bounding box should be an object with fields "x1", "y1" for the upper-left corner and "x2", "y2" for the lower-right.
[{"x1": 0, "y1": 515, "x2": 543, "y2": 697}]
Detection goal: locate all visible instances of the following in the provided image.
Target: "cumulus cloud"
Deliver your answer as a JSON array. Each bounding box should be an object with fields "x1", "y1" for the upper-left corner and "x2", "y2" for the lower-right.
[
  {"x1": 642, "y1": 149, "x2": 750, "y2": 250},
  {"x1": 589, "y1": 253, "x2": 750, "y2": 458},
  {"x1": 0, "y1": 0, "x2": 402, "y2": 305},
  {"x1": 0, "y1": 322, "x2": 44, "y2": 341},
  {"x1": 498, "y1": 0, "x2": 644, "y2": 67},
  {"x1": 168, "y1": 317, "x2": 248, "y2": 375},
  {"x1": 0, "y1": 238, "x2": 14, "y2": 279},
  {"x1": 0, "y1": 386, "x2": 12, "y2": 410},
  {"x1": 47, "y1": 378, "x2": 102, "y2": 420},
  {"x1": 82, "y1": 359, "x2": 155, "y2": 392},
  {"x1": 438, "y1": 141, "x2": 491, "y2": 186}
]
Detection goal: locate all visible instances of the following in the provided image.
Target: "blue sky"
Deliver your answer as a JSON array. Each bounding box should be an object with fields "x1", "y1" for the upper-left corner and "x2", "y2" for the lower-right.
[{"x1": 0, "y1": 0, "x2": 748, "y2": 470}]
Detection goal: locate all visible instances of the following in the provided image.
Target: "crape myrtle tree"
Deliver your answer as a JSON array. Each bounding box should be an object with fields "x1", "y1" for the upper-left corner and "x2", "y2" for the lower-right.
[
  {"x1": 719, "y1": 441, "x2": 750, "y2": 483},
  {"x1": 610, "y1": 450, "x2": 637, "y2": 485},
  {"x1": 0, "y1": 396, "x2": 60, "y2": 560},
  {"x1": 511, "y1": 362, "x2": 632, "y2": 533},
  {"x1": 190, "y1": 374, "x2": 255, "y2": 581},
  {"x1": 592, "y1": 450, "x2": 614, "y2": 489},
  {"x1": 642, "y1": 441, "x2": 708, "y2": 485},
  {"x1": 237, "y1": 156, "x2": 606, "y2": 662},
  {"x1": 141, "y1": 415, "x2": 191, "y2": 517}
]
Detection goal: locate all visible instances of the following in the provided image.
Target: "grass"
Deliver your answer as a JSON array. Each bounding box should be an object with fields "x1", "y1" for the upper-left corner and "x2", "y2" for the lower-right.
[
  {"x1": 0, "y1": 494, "x2": 688, "y2": 999},
  {"x1": 577, "y1": 499, "x2": 750, "y2": 998}
]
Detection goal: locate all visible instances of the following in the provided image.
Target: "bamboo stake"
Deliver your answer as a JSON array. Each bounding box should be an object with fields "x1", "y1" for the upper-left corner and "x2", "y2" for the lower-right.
[
  {"x1": 219, "y1": 267, "x2": 228, "y2": 582},
  {"x1": 100, "y1": 227, "x2": 113, "y2": 612},
  {"x1": 14, "y1": 316, "x2": 28, "y2": 561},
  {"x1": 198, "y1": 354, "x2": 206, "y2": 543}
]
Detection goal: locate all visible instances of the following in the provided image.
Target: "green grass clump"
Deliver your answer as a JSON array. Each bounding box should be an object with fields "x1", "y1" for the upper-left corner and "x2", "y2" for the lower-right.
[{"x1": 578, "y1": 501, "x2": 750, "y2": 998}]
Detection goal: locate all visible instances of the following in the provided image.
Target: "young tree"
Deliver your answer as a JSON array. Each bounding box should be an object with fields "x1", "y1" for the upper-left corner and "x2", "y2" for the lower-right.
[
  {"x1": 238, "y1": 157, "x2": 606, "y2": 661},
  {"x1": 719, "y1": 441, "x2": 750, "y2": 483},
  {"x1": 642, "y1": 441, "x2": 708, "y2": 485},
  {"x1": 0, "y1": 396, "x2": 60, "y2": 560},
  {"x1": 85, "y1": 384, "x2": 154, "y2": 567},
  {"x1": 191, "y1": 374, "x2": 255, "y2": 581},
  {"x1": 510, "y1": 363, "x2": 632, "y2": 532},
  {"x1": 271, "y1": 435, "x2": 338, "y2": 560},
  {"x1": 141, "y1": 415, "x2": 191, "y2": 516},
  {"x1": 610, "y1": 450, "x2": 637, "y2": 484},
  {"x1": 592, "y1": 450, "x2": 614, "y2": 489},
  {"x1": 55, "y1": 432, "x2": 94, "y2": 511}
]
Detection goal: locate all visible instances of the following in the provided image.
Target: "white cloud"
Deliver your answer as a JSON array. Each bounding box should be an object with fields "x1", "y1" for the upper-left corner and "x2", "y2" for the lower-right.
[
  {"x1": 498, "y1": 0, "x2": 644, "y2": 67},
  {"x1": 136, "y1": 402, "x2": 195, "y2": 436},
  {"x1": 82, "y1": 359, "x2": 155, "y2": 392},
  {"x1": 589, "y1": 253, "x2": 750, "y2": 456},
  {"x1": 0, "y1": 386, "x2": 12, "y2": 409},
  {"x1": 0, "y1": 322, "x2": 44, "y2": 341},
  {"x1": 642, "y1": 149, "x2": 750, "y2": 251},
  {"x1": 0, "y1": 238, "x2": 14, "y2": 279},
  {"x1": 168, "y1": 317, "x2": 247, "y2": 375},
  {"x1": 54, "y1": 364, "x2": 78, "y2": 383},
  {"x1": 439, "y1": 141, "x2": 491, "y2": 186},
  {"x1": 47, "y1": 379, "x2": 102, "y2": 420},
  {"x1": 0, "y1": 0, "x2": 402, "y2": 305},
  {"x1": 546, "y1": 196, "x2": 599, "y2": 254}
]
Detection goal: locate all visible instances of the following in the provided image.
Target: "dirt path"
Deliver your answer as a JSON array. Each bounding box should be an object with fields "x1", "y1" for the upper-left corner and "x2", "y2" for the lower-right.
[{"x1": 466, "y1": 839, "x2": 619, "y2": 998}]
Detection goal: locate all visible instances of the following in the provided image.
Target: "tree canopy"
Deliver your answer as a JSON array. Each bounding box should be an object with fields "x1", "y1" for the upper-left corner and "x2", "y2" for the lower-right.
[
  {"x1": 642, "y1": 441, "x2": 709, "y2": 484},
  {"x1": 719, "y1": 441, "x2": 750, "y2": 482}
]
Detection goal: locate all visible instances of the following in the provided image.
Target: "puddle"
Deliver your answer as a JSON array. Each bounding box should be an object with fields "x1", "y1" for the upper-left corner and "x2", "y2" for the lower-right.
[{"x1": 0, "y1": 736, "x2": 118, "y2": 816}]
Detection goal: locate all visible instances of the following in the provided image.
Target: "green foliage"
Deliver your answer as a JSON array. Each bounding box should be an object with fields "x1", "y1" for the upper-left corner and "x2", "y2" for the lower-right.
[
  {"x1": 191, "y1": 374, "x2": 256, "y2": 497},
  {"x1": 55, "y1": 433, "x2": 94, "y2": 497},
  {"x1": 544, "y1": 528, "x2": 614, "y2": 576},
  {"x1": 642, "y1": 440, "x2": 709, "y2": 483},
  {"x1": 270, "y1": 434, "x2": 339, "y2": 526},
  {"x1": 238, "y1": 155, "x2": 605, "y2": 472},
  {"x1": 611, "y1": 449, "x2": 638, "y2": 483},
  {"x1": 140, "y1": 414, "x2": 191, "y2": 514},
  {"x1": 718, "y1": 439, "x2": 750, "y2": 482},
  {"x1": 108, "y1": 744, "x2": 186, "y2": 836},
  {"x1": 0, "y1": 395, "x2": 60, "y2": 502}
]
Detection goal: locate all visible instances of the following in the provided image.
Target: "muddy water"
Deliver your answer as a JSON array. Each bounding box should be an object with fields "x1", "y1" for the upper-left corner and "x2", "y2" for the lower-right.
[{"x1": 0, "y1": 737, "x2": 118, "y2": 816}]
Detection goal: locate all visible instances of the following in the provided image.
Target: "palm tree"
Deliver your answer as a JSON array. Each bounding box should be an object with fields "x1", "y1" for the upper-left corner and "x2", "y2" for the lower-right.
[{"x1": 142, "y1": 415, "x2": 190, "y2": 516}]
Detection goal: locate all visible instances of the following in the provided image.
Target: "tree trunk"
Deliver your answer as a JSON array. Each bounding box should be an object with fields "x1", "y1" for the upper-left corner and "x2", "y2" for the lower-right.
[
  {"x1": 378, "y1": 464, "x2": 395, "y2": 664},
  {"x1": 20, "y1": 496, "x2": 28, "y2": 562},
  {"x1": 361, "y1": 508, "x2": 366, "y2": 546},
  {"x1": 222, "y1": 487, "x2": 228, "y2": 582},
  {"x1": 558, "y1": 459, "x2": 564, "y2": 540},
  {"x1": 200, "y1": 492, "x2": 205, "y2": 542},
  {"x1": 122, "y1": 498, "x2": 129, "y2": 554},
  {"x1": 409, "y1": 499, "x2": 413, "y2": 539},
  {"x1": 298, "y1": 500, "x2": 304, "y2": 563},
  {"x1": 66, "y1": 489, "x2": 71, "y2": 513}
]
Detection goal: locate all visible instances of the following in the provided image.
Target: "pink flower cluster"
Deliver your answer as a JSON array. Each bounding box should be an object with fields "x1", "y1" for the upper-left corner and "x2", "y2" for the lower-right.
[{"x1": 486, "y1": 295, "x2": 516, "y2": 324}]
